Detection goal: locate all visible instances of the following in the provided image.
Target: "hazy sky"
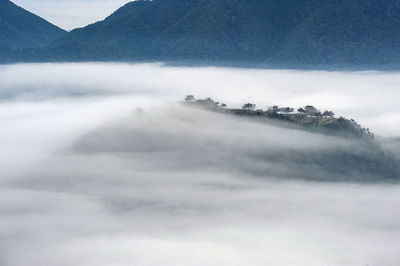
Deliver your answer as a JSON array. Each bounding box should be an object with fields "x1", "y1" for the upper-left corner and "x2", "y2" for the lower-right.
[{"x1": 13, "y1": 0, "x2": 131, "y2": 30}]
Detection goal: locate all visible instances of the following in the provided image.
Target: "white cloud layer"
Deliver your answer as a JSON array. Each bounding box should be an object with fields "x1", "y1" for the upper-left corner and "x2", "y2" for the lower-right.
[
  {"x1": 1, "y1": 63, "x2": 400, "y2": 266},
  {"x1": 1, "y1": 63, "x2": 400, "y2": 136}
]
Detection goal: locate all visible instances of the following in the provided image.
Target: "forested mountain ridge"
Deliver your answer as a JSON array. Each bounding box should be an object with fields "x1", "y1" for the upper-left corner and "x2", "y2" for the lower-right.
[
  {"x1": 43, "y1": 0, "x2": 320, "y2": 62},
  {"x1": 0, "y1": 0, "x2": 65, "y2": 50},
  {"x1": 5, "y1": 0, "x2": 400, "y2": 68}
]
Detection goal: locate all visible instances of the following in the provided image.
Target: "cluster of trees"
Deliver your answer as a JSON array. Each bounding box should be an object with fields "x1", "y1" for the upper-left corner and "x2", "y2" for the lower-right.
[
  {"x1": 267, "y1": 106, "x2": 294, "y2": 114},
  {"x1": 242, "y1": 103, "x2": 256, "y2": 110},
  {"x1": 186, "y1": 96, "x2": 336, "y2": 119},
  {"x1": 241, "y1": 103, "x2": 335, "y2": 118},
  {"x1": 297, "y1": 106, "x2": 335, "y2": 118},
  {"x1": 185, "y1": 95, "x2": 227, "y2": 108}
]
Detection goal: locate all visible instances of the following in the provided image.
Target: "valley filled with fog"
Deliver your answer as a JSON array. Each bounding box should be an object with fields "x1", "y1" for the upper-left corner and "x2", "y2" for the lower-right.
[{"x1": 1, "y1": 63, "x2": 400, "y2": 266}]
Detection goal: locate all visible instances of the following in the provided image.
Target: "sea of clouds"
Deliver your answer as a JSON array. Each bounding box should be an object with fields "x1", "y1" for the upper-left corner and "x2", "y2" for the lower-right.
[{"x1": 1, "y1": 63, "x2": 400, "y2": 266}]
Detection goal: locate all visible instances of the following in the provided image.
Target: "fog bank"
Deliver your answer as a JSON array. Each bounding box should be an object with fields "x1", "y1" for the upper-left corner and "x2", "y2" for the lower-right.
[
  {"x1": 1, "y1": 63, "x2": 400, "y2": 136},
  {"x1": 1, "y1": 63, "x2": 400, "y2": 265}
]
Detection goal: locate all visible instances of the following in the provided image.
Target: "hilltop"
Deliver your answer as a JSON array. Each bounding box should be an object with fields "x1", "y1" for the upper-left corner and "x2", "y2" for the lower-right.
[
  {"x1": 183, "y1": 95, "x2": 374, "y2": 139},
  {"x1": 180, "y1": 95, "x2": 400, "y2": 181},
  {"x1": 0, "y1": 0, "x2": 65, "y2": 51}
]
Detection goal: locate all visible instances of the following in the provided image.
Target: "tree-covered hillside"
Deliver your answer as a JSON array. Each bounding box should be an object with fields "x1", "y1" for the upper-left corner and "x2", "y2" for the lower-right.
[
  {"x1": 9, "y1": 0, "x2": 400, "y2": 68},
  {"x1": 44, "y1": 0, "x2": 319, "y2": 62},
  {"x1": 0, "y1": 0, "x2": 65, "y2": 50},
  {"x1": 277, "y1": 0, "x2": 400, "y2": 66}
]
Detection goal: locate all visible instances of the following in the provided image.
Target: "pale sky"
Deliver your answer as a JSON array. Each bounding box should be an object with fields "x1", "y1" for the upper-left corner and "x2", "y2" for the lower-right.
[{"x1": 13, "y1": 0, "x2": 132, "y2": 30}]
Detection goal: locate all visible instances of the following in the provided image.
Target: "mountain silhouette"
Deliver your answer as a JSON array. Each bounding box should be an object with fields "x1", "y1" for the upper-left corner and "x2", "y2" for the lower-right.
[
  {"x1": 6, "y1": 0, "x2": 400, "y2": 68},
  {"x1": 0, "y1": 0, "x2": 65, "y2": 50}
]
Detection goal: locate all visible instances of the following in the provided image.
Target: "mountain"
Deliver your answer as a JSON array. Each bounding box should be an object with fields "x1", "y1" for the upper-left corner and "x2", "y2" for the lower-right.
[
  {"x1": 277, "y1": 0, "x2": 400, "y2": 66},
  {"x1": 0, "y1": 0, "x2": 65, "y2": 50},
  {"x1": 12, "y1": 0, "x2": 400, "y2": 68},
  {"x1": 43, "y1": 0, "x2": 318, "y2": 62}
]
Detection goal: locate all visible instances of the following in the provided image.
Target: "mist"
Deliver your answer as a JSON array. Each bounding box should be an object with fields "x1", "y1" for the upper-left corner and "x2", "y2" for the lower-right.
[{"x1": 1, "y1": 63, "x2": 400, "y2": 265}]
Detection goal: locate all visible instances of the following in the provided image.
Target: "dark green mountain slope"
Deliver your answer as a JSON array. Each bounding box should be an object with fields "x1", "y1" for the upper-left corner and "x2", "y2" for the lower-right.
[
  {"x1": 0, "y1": 0, "x2": 65, "y2": 50},
  {"x1": 278, "y1": 0, "x2": 400, "y2": 65},
  {"x1": 44, "y1": 0, "x2": 318, "y2": 61},
  {"x1": 16, "y1": 0, "x2": 400, "y2": 67}
]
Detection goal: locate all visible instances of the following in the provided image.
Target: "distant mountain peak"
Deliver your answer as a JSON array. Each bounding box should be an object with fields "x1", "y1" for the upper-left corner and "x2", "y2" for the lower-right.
[{"x1": 0, "y1": 0, "x2": 65, "y2": 50}]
